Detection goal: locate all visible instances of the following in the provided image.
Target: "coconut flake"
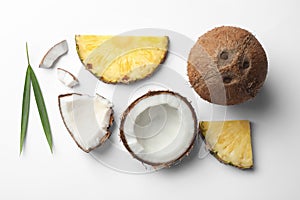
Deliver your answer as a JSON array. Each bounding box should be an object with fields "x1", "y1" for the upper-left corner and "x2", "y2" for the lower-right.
[
  {"x1": 58, "y1": 93, "x2": 113, "y2": 152},
  {"x1": 57, "y1": 68, "x2": 79, "y2": 88},
  {"x1": 40, "y1": 40, "x2": 68, "y2": 69}
]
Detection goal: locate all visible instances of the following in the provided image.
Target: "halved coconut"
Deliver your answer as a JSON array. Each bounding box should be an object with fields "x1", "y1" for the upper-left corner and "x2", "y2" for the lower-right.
[
  {"x1": 120, "y1": 91, "x2": 197, "y2": 167},
  {"x1": 75, "y1": 35, "x2": 169, "y2": 83},
  {"x1": 57, "y1": 68, "x2": 79, "y2": 88},
  {"x1": 58, "y1": 93, "x2": 114, "y2": 152},
  {"x1": 40, "y1": 40, "x2": 68, "y2": 69}
]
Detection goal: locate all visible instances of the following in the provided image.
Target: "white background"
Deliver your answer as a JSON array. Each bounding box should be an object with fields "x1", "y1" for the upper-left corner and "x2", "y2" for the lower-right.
[{"x1": 1, "y1": 0, "x2": 300, "y2": 199}]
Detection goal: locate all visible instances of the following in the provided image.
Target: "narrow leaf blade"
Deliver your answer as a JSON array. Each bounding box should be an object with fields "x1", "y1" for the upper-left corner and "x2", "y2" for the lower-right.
[
  {"x1": 29, "y1": 66, "x2": 53, "y2": 152},
  {"x1": 20, "y1": 67, "x2": 31, "y2": 154}
]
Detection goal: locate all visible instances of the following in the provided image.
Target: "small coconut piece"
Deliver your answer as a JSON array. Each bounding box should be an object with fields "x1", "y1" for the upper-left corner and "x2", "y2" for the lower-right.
[
  {"x1": 40, "y1": 40, "x2": 68, "y2": 69},
  {"x1": 200, "y1": 120, "x2": 253, "y2": 169},
  {"x1": 120, "y1": 91, "x2": 197, "y2": 167},
  {"x1": 57, "y1": 68, "x2": 79, "y2": 88},
  {"x1": 188, "y1": 26, "x2": 268, "y2": 105},
  {"x1": 58, "y1": 93, "x2": 114, "y2": 152}
]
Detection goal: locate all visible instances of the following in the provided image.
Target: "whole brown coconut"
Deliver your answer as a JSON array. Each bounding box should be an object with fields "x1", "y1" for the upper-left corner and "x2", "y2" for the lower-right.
[{"x1": 187, "y1": 26, "x2": 268, "y2": 105}]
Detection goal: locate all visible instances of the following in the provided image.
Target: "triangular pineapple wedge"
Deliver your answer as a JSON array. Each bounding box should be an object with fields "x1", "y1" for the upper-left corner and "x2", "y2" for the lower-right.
[
  {"x1": 200, "y1": 120, "x2": 253, "y2": 169},
  {"x1": 75, "y1": 35, "x2": 168, "y2": 83}
]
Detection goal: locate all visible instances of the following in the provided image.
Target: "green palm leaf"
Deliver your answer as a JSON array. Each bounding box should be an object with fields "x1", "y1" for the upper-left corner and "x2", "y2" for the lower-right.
[
  {"x1": 20, "y1": 63, "x2": 31, "y2": 154},
  {"x1": 29, "y1": 66, "x2": 53, "y2": 152}
]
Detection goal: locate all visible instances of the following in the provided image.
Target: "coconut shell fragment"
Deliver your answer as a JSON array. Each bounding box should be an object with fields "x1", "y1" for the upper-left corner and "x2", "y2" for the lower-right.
[
  {"x1": 58, "y1": 93, "x2": 114, "y2": 152},
  {"x1": 188, "y1": 26, "x2": 268, "y2": 105},
  {"x1": 40, "y1": 40, "x2": 68, "y2": 69},
  {"x1": 57, "y1": 68, "x2": 79, "y2": 88}
]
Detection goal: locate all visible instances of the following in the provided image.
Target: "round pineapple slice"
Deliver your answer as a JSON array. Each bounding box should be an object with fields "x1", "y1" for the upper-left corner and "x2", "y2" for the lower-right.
[
  {"x1": 200, "y1": 120, "x2": 253, "y2": 169},
  {"x1": 75, "y1": 35, "x2": 168, "y2": 83}
]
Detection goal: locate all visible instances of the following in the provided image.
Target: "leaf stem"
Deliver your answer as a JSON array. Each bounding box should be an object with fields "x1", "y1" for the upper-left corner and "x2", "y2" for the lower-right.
[{"x1": 26, "y1": 42, "x2": 30, "y2": 66}]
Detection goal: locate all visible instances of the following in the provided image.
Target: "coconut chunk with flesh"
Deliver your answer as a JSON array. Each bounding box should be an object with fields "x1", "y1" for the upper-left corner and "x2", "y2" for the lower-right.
[
  {"x1": 75, "y1": 35, "x2": 168, "y2": 83},
  {"x1": 57, "y1": 68, "x2": 79, "y2": 88},
  {"x1": 58, "y1": 93, "x2": 113, "y2": 152},
  {"x1": 40, "y1": 40, "x2": 68, "y2": 69},
  {"x1": 120, "y1": 91, "x2": 197, "y2": 167},
  {"x1": 200, "y1": 120, "x2": 253, "y2": 169}
]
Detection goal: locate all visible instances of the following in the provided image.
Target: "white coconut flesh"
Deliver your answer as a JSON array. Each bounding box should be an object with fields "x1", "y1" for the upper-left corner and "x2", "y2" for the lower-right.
[
  {"x1": 57, "y1": 68, "x2": 79, "y2": 88},
  {"x1": 121, "y1": 91, "x2": 197, "y2": 165},
  {"x1": 59, "y1": 93, "x2": 113, "y2": 152},
  {"x1": 40, "y1": 40, "x2": 68, "y2": 69}
]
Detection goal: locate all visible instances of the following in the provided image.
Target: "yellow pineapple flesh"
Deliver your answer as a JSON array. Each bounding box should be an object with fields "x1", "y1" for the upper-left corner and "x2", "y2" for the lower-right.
[
  {"x1": 75, "y1": 35, "x2": 168, "y2": 83},
  {"x1": 200, "y1": 120, "x2": 253, "y2": 169}
]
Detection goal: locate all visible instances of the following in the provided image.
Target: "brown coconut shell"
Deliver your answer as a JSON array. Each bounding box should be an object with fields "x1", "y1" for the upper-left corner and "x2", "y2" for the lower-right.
[
  {"x1": 188, "y1": 26, "x2": 268, "y2": 105},
  {"x1": 120, "y1": 90, "x2": 197, "y2": 168}
]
